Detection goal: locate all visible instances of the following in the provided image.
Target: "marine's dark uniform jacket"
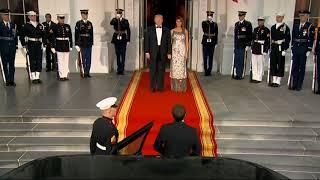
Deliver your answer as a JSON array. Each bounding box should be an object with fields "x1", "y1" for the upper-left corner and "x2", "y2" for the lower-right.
[
  {"x1": 252, "y1": 26, "x2": 270, "y2": 55},
  {"x1": 52, "y1": 23, "x2": 73, "y2": 52},
  {"x1": 90, "y1": 117, "x2": 119, "y2": 155}
]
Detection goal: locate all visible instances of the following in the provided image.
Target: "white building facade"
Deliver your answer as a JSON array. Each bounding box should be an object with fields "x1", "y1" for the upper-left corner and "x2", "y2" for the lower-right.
[{"x1": 8, "y1": 0, "x2": 314, "y2": 74}]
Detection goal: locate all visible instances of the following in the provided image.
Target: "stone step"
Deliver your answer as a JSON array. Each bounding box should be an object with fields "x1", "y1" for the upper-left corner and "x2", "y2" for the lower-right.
[
  {"x1": 221, "y1": 153, "x2": 320, "y2": 180},
  {"x1": 0, "y1": 117, "x2": 97, "y2": 124},
  {"x1": 0, "y1": 168, "x2": 13, "y2": 177},
  {"x1": 0, "y1": 137, "x2": 90, "y2": 152},
  {"x1": 217, "y1": 139, "x2": 320, "y2": 156}
]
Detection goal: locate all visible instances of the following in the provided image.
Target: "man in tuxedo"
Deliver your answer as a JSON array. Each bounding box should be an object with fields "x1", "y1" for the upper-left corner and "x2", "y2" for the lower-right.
[
  {"x1": 42, "y1": 13, "x2": 57, "y2": 72},
  {"x1": 144, "y1": 14, "x2": 172, "y2": 92},
  {"x1": 153, "y1": 104, "x2": 201, "y2": 158}
]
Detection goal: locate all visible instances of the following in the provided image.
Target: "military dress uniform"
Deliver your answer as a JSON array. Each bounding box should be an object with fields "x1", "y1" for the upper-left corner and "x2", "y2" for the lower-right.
[
  {"x1": 288, "y1": 10, "x2": 315, "y2": 91},
  {"x1": 251, "y1": 17, "x2": 270, "y2": 82},
  {"x1": 19, "y1": 11, "x2": 45, "y2": 84},
  {"x1": 52, "y1": 15, "x2": 73, "y2": 81},
  {"x1": 90, "y1": 97, "x2": 119, "y2": 155},
  {"x1": 269, "y1": 17, "x2": 291, "y2": 87},
  {"x1": 110, "y1": 9, "x2": 131, "y2": 75},
  {"x1": 201, "y1": 11, "x2": 218, "y2": 76},
  {"x1": 314, "y1": 28, "x2": 320, "y2": 94},
  {"x1": 233, "y1": 11, "x2": 252, "y2": 80},
  {"x1": 0, "y1": 9, "x2": 18, "y2": 86},
  {"x1": 75, "y1": 9, "x2": 93, "y2": 78},
  {"x1": 42, "y1": 20, "x2": 56, "y2": 71}
]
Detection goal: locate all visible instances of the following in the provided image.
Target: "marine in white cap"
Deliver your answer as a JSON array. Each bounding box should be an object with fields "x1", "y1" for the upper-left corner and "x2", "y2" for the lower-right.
[
  {"x1": 251, "y1": 16, "x2": 270, "y2": 83},
  {"x1": 90, "y1": 97, "x2": 119, "y2": 155},
  {"x1": 19, "y1": 10, "x2": 45, "y2": 84},
  {"x1": 268, "y1": 11, "x2": 291, "y2": 87},
  {"x1": 51, "y1": 13, "x2": 73, "y2": 81}
]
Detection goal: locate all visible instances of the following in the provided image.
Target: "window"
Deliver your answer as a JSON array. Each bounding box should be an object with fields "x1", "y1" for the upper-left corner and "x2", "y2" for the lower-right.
[
  {"x1": 294, "y1": 0, "x2": 320, "y2": 27},
  {"x1": 0, "y1": 0, "x2": 38, "y2": 31}
]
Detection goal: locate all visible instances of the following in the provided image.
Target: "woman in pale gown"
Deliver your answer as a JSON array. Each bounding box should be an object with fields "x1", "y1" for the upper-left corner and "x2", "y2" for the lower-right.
[{"x1": 170, "y1": 17, "x2": 189, "y2": 92}]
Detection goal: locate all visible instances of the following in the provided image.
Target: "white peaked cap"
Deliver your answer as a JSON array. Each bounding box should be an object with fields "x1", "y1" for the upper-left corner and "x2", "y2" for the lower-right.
[
  {"x1": 27, "y1": 11, "x2": 37, "y2": 16},
  {"x1": 96, "y1": 97, "x2": 117, "y2": 110},
  {"x1": 276, "y1": 12, "x2": 285, "y2": 16}
]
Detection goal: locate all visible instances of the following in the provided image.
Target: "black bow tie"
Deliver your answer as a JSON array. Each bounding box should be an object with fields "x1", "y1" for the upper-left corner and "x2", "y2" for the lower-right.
[{"x1": 156, "y1": 26, "x2": 162, "y2": 28}]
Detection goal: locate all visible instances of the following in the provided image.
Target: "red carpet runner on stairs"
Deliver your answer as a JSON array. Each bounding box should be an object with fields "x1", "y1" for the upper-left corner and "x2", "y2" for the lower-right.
[{"x1": 115, "y1": 71, "x2": 217, "y2": 157}]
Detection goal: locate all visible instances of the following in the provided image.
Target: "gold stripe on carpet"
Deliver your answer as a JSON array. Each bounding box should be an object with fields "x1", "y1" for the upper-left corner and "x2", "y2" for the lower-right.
[
  {"x1": 117, "y1": 71, "x2": 142, "y2": 142},
  {"x1": 189, "y1": 71, "x2": 215, "y2": 157}
]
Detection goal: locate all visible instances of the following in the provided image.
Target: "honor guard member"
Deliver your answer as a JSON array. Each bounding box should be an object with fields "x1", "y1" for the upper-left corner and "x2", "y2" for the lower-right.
[
  {"x1": 288, "y1": 10, "x2": 315, "y2": 91},
  {"x1": 90, "y1": 97, "x2": 119, "y2": 155},
  {"x1": 110, "y1": 9, "x2": 131, "y2": 75},
  {"x1": 233, "y1": 11, "x2": 252, "y2": 80},
  {"x1": 269, "y1": 12, "x2": 291, "y2": 87},
  {"x1": 201, "y1": 11, "x2": 218, "y2": 76},
  {"x1": 20, "y1": 11, "x2": 45, "y2": 84},
  {"x1": 0, "y1": 9, "x2": 18, "y2": 86},
  {"x1": 51, "y1": 14, "x2": 73, "y2": 81},
  {"x1": 75, "y1": 9, "x2": 93, "y2": 78},
  {"x1": 42, "y1": 13, "x2": 57, "y2": 72},
  {"x1": 314, "y1": 27, "x2": 320, "y2": 94},
  {"x1": 251, "y1": 16, "x2": 270, "y2": 83}
]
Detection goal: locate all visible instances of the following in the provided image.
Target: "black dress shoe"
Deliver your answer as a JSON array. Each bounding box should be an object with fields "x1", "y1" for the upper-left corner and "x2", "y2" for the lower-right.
[
  {"x1": 64, "y1": 78, "x2": 69, "y2": 81},
  {"x1": 10, "y1": 82, "x2": 16, "y2": 86},
  {"x1": 37, "y1": 79, "x2": 42, "y2": 84},
  {"x1": 32, "y1": 80, "x2": 38, "y2": 84},
  {"x1": 288, "y1": 87, "x2": 296, "y2": 90},
  {"x1": 296, "y1": 88, "x2": 301, "y2": 91},
  {"x1": 316, "y1": 90, "x2": 320, "y2": 94},
  {"x1": 5, "y1": 82, "x2": 10, "y2": 86},
  {"x1": 87, "y1": 74, "x2": 91, "y2": 78},
  {"x1": 46, "y1": 68, "x2": 51, "y2": 72}
]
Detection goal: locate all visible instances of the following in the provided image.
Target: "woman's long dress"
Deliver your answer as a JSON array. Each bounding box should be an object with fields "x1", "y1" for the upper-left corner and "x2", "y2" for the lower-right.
[{"x1": 170, "y1": 30, "x2": 187, "y2": 92}]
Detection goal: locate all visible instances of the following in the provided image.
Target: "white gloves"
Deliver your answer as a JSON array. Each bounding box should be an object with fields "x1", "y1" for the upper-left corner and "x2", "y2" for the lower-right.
[
  {"x1": 281, "y1": 51, "x2": 286, "y2": 56},
  {"x1": 245, "y1": 46, "x2": 250, "y2": 51},
  {"x1": 262, "y1": 52, "x2": 267, "y2": 56},
  {"x1": 69, "y1": 48, "x2": 73, "y2": 51},
  {"x1": 42, "y1": 47, "x2": 46, "y2": 52},
  {"x1": 75, "y1": 46, "x2": 80, "y2": 52},
  {"x1": 23, "y1": 48, "x2": 28, "y2": 54},
  {"x1": 51, "y1": 48, "x2": 56, "y2": 54},
  {"x1": 145, "y1": 53, "x2": 150, "y2": 60},
  {"x1": 306, "y1": 51, "x2": 310, "y2": 57}
]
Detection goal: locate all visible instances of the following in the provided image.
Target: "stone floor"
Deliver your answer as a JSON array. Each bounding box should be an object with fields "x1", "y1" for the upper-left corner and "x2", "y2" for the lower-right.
[{"x1": 0, "y1": 68, "x2": 320, "y2": 179}]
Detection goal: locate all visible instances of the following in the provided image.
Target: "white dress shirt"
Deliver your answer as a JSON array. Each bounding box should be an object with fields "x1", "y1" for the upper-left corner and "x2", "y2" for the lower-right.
[
  {"x1": 3, "y1": 21, "x2": 10, "y2": 29},
  {"x1": 156, "y1": 25, "x2": 162, "y2": 46}
]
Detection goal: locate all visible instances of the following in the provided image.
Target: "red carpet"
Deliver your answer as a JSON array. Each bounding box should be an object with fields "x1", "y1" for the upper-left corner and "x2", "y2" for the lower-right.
[{"x1": 115, "y1": 71, "x2": 217, "y2": 157}]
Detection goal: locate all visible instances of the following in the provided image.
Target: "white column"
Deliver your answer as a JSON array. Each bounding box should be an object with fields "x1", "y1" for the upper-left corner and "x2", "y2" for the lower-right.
[
  {"x1": 190, "y1": 0, "x2": 207, "y2": 72},
  {"x1": 220, "y1": 0, "x2": 261, "y2": 75}
]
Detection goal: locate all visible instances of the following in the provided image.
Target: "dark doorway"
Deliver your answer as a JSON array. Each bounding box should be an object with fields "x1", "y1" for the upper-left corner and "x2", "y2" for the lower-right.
[{"x1": 146, "y1": 0, "x2": 187, "y2": 29}]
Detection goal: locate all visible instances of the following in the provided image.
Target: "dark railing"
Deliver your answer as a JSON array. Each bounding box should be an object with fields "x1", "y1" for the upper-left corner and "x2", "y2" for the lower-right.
[{"x1": 1, "y1": 155, "x2": 289, "y2": 180}]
